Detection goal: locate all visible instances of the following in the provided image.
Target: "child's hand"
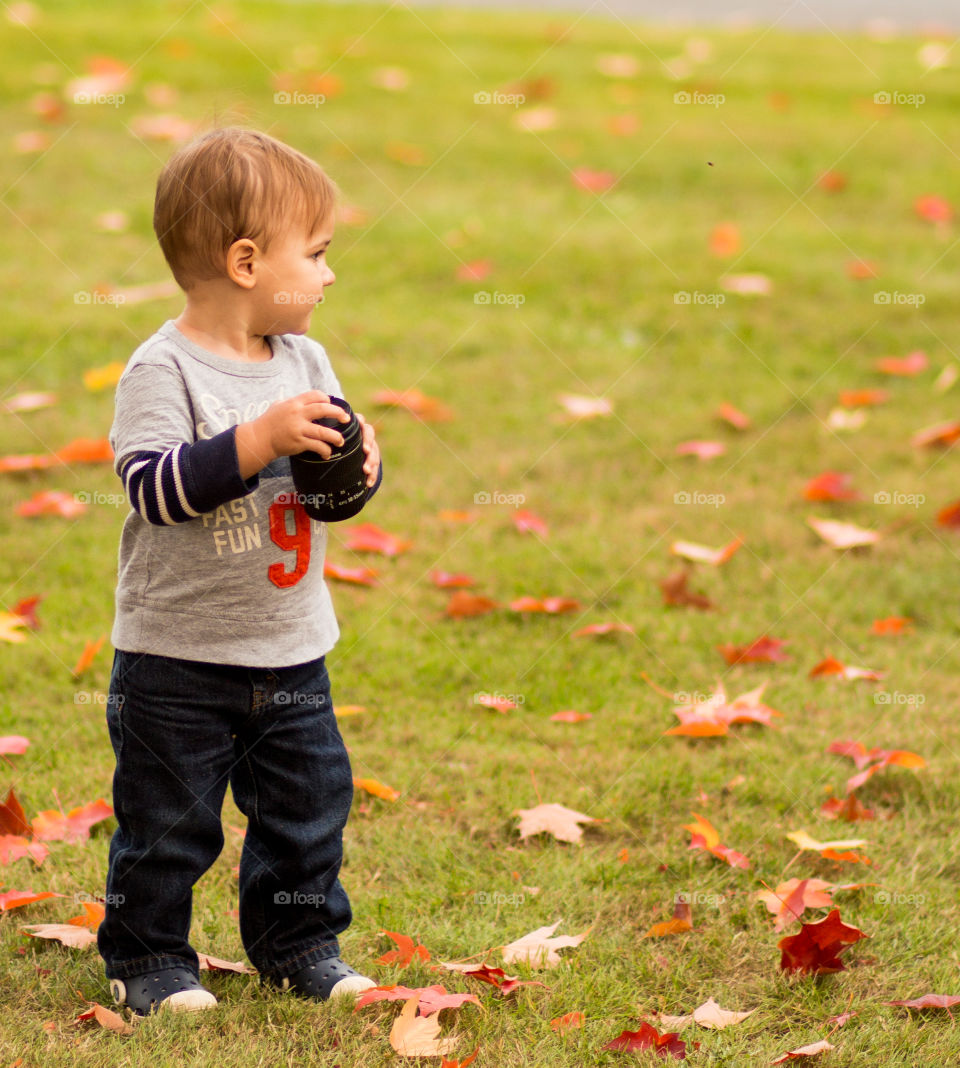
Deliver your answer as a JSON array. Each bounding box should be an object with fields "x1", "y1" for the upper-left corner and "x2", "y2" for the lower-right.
[
  {"x1": 355, "y1": 412, "x2": 380, "y2": 487},
  {"x1": 236, "y1": 390, "x2": 349, "y2": 478}
]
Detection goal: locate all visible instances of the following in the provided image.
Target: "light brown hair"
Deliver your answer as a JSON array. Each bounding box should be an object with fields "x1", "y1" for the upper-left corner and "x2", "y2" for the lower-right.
[{"x1": 153, "y1": 126, "x2": 338, "y2": 290}]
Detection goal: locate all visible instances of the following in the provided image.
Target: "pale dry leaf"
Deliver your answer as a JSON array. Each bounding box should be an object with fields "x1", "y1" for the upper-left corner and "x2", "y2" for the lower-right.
[
  {"x1": 515, "y1": 802, "x2": 597, "y2": 844},
  {"x1": 502, "y1": 919, "x2": 587, "y2": 968}
]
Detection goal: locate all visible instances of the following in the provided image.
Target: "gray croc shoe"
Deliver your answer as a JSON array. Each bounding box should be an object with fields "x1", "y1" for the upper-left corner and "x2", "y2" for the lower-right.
[
  {"x1": 276, "y1": 957, "x2": 376, "y2": 1001},
  {"x1": 110, "y1": 966, "x2": 218, "y2": 1016}
]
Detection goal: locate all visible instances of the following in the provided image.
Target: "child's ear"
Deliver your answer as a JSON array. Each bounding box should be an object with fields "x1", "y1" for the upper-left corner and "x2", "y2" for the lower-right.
[{"x1": 226, "y1": 238, "x2": 258, "y2": 289}]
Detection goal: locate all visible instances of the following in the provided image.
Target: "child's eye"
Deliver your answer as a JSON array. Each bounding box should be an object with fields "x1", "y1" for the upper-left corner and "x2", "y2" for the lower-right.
[{"x1": 311, "y1": 251, "x2": 325, "y2": 260}]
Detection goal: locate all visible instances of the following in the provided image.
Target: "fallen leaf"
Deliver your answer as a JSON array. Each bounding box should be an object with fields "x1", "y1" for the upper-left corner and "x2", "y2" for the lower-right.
[
  {"x1": 82, "y1": 361, "x2": 126, "y2": 392},
  {"x1": 549, "y1": 710, "x2": 592, "y2": 723},
  {"x1": 602, "y1": 1021, "x2": 696, "y2": 1058},
  {"x1": 355, "y1": 984, "x2": 480, "y2": 1015},
  {"x1": 372, "y1": 388, "x2": 453, "y2": 422},
  {"x1": 717, "y1": 635, "x2": 790, "y2": 664},
  {"x1": 0, "y1": 889, "x2": 60, "y2": 911},
  {"x1": 572, "y1": 621, "x2": 634, "y2": 638},
  {"x1": 445, "y1": 592, "x2": 499, "y2": 618},
  {"x1": 556, "y1": 393, "x2": 612, "y2": 419},
  {"x1": 509, "y1": 596, "x2": 580, "y2": 614},
  {"x1": 75, "y1": 1002, "x2": 133, "y2": 1035},
  {"x1": 502, "y1": 920, "x2": 587, "y2": 968},
  {"x1": 720, "y1": 273, "x2": 772, "y2": 296},
  {"x1": 670, "y1": 537, "x2": 741, "y2": 566},
  {"x1": 820, "y1": 795, "x2": 875, "y2": 821},
  {"x1": 0, "y1": 736, "x2": 29, "y2": 755},
  {"x1": 31, "y1": 799, "x2": 113, "y2": 843},
  {"x1": 0, "y1": 788, "x2": 31, "y2": 836},
  {"x1": 658, "y1": 997, "x2": 755, "y2": 1030},
  {"x1": 809, "y1": 657, "x2": 883, "y2": 681},
  {"x1": 807, "y1": 517, "x2": 880, "y2": 549},
  {"x1": 0, "y1": 835, "x2": 48, "y2": 866},
  {"x1": 15, "y1": 490, "x2": 86, "y2": 518},
  {"x1": 512, "y1": 510, "x2": 548, "y2": 537},
  {"x1": 353, "y1": 778, "x2": 399, "y2": 802},
  {"x1": 0, "y1": 613, "x2": 30, "y2": 643},
  {"x1": 886, "y1": 994, "x2": 960, "y2": 1011},
  {"x1": 716, "y1": 401, "x2": 750, "y2": 429},
  {"x1": 2, "y1": 392, "x2": 57, "y2": 413},
  {"x1": 876, "y1": 350, "x2": 928, "y2": 376},
  {"x1": 389, "y1": 993, "x2": 459, "y2": 1057},
  {"x1": 71, "y1": 637, "x2": 105, "y2": 678},
  {"x1": 912, "y1": 420, "x2": 960, "y2": 448},
  {"x1": 551, "y1": 1010, "x2": 585, "y2": 1033},
  {"x1": 870, "y1": 616, "x2": 912, "y2": 635},
  {"x1": 915, "y1": 194, "x2": 951, "y2": 223},
  {"x1": 571, "y1": 167, "x2": 615, "y2": 193},
  {"x1": 197, "y1": 953, "x2": 253, "y2": 973},
  {"x1": 377, "y1": 931, "x2": 430, "y2": 967},
  {"x1": 643, "y1": 898, "x2": 693, "y2": 939},
  {"x1": 771, "y1": 1039, "x2": 834, "y2": 1063},
  {"x1": 778, "y1": 908, "x2": 868, "y2": 974},
  {"x1": 803, "y1": 472, "x2": 862, "y2": 501},
  {"x1": 430, "y1": 571, "x2": 475, "y2": 589},
  {"x1": 515, "y1": 803, "x2": 597, "y2": 845},
  {"x1": 344, "y1": 523, "x2": 412, "y2": 556},
  {"x1": 23, "y1": 922, "x2": 97, "y2": 948},
  {"x1": 709, "y1": 222, "x2": 741, "y2": 257},
  {"x1": 324, "y1": 561, "x2": 379, "y2": 586},
  {"x1": 683, "y1": 813, "x2": 750, "y2": 868}
]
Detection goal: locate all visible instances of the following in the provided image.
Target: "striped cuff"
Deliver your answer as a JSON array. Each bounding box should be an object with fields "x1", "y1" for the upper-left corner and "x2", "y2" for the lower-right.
[{"x1": 118, "y1": 426, "x2": 259, "y2": 525}]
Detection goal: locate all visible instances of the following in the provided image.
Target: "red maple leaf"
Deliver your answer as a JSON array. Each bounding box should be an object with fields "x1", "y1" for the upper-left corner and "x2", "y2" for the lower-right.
[
  {"x1": 778, "y1": 908, "x2": 867, "y2": 974},
  {"x1": 717, "y1": 635, "x2": 790, "y2": 664},
  {"x1": 376, "y1": 931, "x2": 431, "y2": 967},
  {"x1": 602, "y1": 1021, "x2": 697, "y2": 1058}
]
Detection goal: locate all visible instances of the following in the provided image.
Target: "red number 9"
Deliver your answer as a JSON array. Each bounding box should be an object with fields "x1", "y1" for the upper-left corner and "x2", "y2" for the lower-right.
[{"x1": 268, "y1": 495, "x2": 312, "y2": 588}]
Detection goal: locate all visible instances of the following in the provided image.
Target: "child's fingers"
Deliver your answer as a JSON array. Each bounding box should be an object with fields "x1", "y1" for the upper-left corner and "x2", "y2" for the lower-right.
[{"x1": 301, "y1": 399, "x2": 350, "y2": 422}]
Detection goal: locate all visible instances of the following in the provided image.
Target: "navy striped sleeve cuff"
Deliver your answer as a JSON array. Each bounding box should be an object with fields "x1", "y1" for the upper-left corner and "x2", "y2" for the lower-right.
[{"x1": 118, "y1": 426, "x2": 259, "y2": 525}]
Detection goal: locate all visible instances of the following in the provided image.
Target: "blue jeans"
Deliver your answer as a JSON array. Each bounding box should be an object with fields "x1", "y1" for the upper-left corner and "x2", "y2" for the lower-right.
[{"x1": 97, "y1": 648, "x2": 355, "y2": 983}]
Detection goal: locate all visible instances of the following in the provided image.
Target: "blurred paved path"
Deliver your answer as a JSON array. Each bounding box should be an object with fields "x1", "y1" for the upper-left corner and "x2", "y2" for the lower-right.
[{"x1": 358, "y1": 0, "x2": 959, "y2": 31}]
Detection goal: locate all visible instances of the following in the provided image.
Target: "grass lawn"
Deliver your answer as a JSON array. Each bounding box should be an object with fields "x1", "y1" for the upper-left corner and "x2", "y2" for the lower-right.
[{"x1": 2, "y1": 1, "x2": 960, "y2": 1063}]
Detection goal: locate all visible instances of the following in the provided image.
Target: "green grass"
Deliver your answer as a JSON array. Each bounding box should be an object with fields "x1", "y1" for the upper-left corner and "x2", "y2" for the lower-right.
[{"x1": 2, "y1": 1, "x2": 960, "y2": 1064}]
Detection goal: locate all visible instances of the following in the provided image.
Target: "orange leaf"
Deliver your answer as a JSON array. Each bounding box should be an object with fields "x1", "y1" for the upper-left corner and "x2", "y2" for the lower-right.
[
  {"x1": 912, "y1": 420, "x2": 960, "y2": 448},
  {"x1": 31, "y1": 799, "x2": 113, "y2": 843},
  {"x1": 871, "y1": 616, "x2": 913, "y2": 635},
  {"x1": 343, "y1": 523, "x2": 412, "y2": 556},
  {"x1": 716, "y1": 401, "x2": 750, "y2": 429},
  {"x1": 802, "y1": 471, "x2": 861, "y2": 502},
  {"x1": 717, "y1": 635, "x2": 789, "y2": 665},
  {"x1": 353, "y1": 777, "x2": 399, "y2": 802},
  {"x1": 572, "y1": 621, "x2": 634, "y2": 638},
  {"x1": 0, "y1": 889, "x2": 60, "y2": 911},
  {"x1": 550, "y1": 1010, "x2": 585, "y2": 1033},
  {"x1": 915, "y1": 194, "x2": 952, "y2": 223},
  {"x1": 509, "y1": 596, "x2": 580, "y2": 614},
  {"x1": 709, "y1": 222, "x2": 741, "y2": 257},
  {"x1": 53, "y1": 438, "x2": 114, "y2": 464},
  {"x1": 23, "y1": 922, "x2": 98, "y2": 948},
  {"x1": 0, "y1": 788, "x2": 31, "y2": 836},
  {"x1": 643, "y1": 898, "x2": 693, "y2": 938},
  {"x1": 371, "y1": 388, "x2": 453, "y2": 422},
  {"x1": 838, "y1": 388, "x2": 889, "y2": 408},
  {"x1": 430, "y1": 571, "x2": 475, "y2": 589},
  {"x1": 323, "y1": 561, "x2": 379, "y2": 586},
  {"x1": 876, "y1": 350, "x2": 928, "y2": 376},
  {"x1": 75, "y1": 1002, "x2": 133, "y2": 1035},
  {"x1": 445, "y1": 592, "x2": 499, "y2": 618},
  {"x1": 0, "y1": 835, "x2": 48, "y2": 866},
  {"x1": 71, "y1": 636, "x2": 105, "y2": 678},
  {"x1": 15, "y1": 490, "x2": 87, "y2": 518},
  {"x1": 549, "y1": 710, "x2": 592, "y2": 723},
  {"x1": 571, "y1": 167, "x2": 615, "y2": 193},
  {"x1": 377, "y1": 930, "x2": 431, "y2": 967},
  {"x1": 512, "y1": 510, "x2": 548, "y2": 537}
]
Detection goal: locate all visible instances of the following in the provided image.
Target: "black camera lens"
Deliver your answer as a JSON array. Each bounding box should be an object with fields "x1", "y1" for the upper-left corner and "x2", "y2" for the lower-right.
[{"x1": 289, "y1": 397, "x2": 368, "y2": 522}]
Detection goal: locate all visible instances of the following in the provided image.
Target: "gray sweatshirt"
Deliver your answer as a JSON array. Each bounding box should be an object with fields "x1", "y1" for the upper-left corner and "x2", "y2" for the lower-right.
[{"x1": 109, "y1": 319, "x2": 377, "y2": 667}]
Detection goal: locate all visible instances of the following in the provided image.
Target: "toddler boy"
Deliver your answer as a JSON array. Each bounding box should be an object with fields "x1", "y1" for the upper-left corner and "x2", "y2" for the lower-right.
[{"x1": 97, "y1": 126, "x2": 381, "y2": 1015}]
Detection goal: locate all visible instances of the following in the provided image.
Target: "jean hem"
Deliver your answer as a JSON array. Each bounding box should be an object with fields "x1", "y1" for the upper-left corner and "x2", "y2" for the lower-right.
[
  {"x1": 103, "y1": 953, "x2": 198, "y2": 981},
  {"x1": 259, "y1": 938, "x2": 343, "y2": 983}
]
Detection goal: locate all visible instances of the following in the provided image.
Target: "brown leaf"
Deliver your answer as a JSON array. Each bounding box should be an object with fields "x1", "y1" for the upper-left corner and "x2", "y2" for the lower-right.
[{"x1": 515, "y1": 803, "x2": 597, "y2": 845}]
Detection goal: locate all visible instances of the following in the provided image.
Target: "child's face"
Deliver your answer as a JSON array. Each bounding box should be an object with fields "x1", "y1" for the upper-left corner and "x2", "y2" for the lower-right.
[{"x1": 255, "y1": 217, "x2": 336, "y2": 334}]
